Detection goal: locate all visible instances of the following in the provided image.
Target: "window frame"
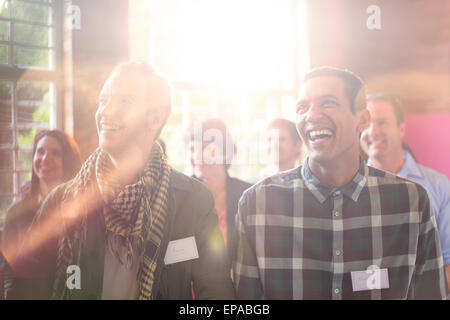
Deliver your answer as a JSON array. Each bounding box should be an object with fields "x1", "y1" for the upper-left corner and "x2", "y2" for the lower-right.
[{"x1": 0, "y1": 0, "x2": 63, "y2": 207}]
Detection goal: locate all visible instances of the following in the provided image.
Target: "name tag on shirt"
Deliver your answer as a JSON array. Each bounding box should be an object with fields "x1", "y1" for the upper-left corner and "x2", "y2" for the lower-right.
[
  {"x1": 351, "y1": 268, "x2": 389, "y2": 291},
  {"x1": 164, "y1": 236, "x2": 199, "y2": 265}
]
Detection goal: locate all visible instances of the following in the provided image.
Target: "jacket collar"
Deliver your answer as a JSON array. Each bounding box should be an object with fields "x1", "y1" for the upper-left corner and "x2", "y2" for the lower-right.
[{"x1": 170, "y1": 169, "x2": 194, "y2": 192}]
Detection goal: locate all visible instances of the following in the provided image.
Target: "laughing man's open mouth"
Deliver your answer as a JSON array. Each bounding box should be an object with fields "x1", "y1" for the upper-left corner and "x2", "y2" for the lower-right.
[{"x1": 307, "y1": 128, "x2": 334, "y2": 141}]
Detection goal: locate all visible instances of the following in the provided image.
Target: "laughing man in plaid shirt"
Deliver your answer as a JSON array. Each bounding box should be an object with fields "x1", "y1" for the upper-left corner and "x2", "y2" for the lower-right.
[{"x1": 233, "y1": 67, "x2": 449, "y2": 299}]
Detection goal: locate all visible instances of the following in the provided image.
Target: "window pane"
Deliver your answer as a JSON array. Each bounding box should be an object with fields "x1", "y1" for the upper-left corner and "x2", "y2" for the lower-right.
[
  {"x1": 17, "y1": 81, "x2": 50, "y2": 101},
  {"x1": 0, "y1": 20, "x2": 9, "y2": 41},
  {"x1": 17, "y1": 104, "x2": 49, "y2": 124},
  {"x1": 11, "y1": 0, "x2": 52, "y2": 25},
  {"x1": 0, "y1": 0, "x2": 9, "y2": 18},
  {"x1": 0, "y1": 44, "x2": 7, "y2": 64},
  {"x1": 0, "y1": 127, "x2": 13, "y2": 145},
  {"x1": 14, "y1": 23, "x2": 54, "y2": 47},
  {"x1": 18, "y1": 127, "x2": 36, "y2": 148},
  {"x1": 13, "y1": 46, "x2": 53, "y2": 69},
  {"x1": 0, "y1": 80, "x2": 12, "y2": 124},
  {"x1": 16, "y1": 81, "x2": 53, "y2": 125},
  {"x1": 0, "y1": 172, "x2": 14, "y2": 194},
  {"x1": 0, "y1": 149, "x2": 13, "y2": 170},
  {"x1": 0, "y1": 80, "x2": 11, "y2": 98},
  {"x1": 0, "y1": 80, "x2": 12, "y2": 145},
  {"x1": 18, "y1": 147, "x2": 32, "y2": 170},
  {"x1": 19, "y1": 171, "x2": 31, "y2": 192},
  {"x1": 1, "y1": 198, "x2": 14, "y2": 221},
  {"x1": 0, "y1": 80, "x2": 11, "y2": 105},
  {"x1": 25, "y1": 0, "x2": 54, "y2": 3}
]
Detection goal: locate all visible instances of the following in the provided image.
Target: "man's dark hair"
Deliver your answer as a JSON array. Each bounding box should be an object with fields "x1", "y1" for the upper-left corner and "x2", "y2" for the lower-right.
[
  {"x1": 267, "y1": 118, "x2": 301, "y2": 144},
  {"x1": 303, "y1": 66, "x2": 367, "y2": 113},
  {"x1": 367, "y1": 93, "x2": 404, "y2": 124}
]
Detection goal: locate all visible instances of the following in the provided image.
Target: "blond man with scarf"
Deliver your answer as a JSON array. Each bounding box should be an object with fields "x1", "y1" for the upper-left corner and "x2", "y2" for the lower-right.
[{"x1": 7, "y1": 62, "x2": 235, "y2": 300}]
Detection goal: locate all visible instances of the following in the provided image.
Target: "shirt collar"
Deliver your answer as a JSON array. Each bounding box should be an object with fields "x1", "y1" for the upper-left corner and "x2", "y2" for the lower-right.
[
  {"x1": 301, "y1": 157, "x2": 368, "y2": 204},
  {"x1": 398, "y1": 150, "x2": 424, "y2": 180}
]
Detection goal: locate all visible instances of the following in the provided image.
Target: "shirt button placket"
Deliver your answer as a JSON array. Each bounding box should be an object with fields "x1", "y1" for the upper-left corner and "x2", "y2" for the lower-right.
[{"x1": 332, "y1": 190, "x2": 344, "y2": 300}]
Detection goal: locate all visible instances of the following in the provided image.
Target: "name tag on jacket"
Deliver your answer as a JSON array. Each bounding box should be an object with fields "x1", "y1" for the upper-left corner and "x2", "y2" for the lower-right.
[{"x1": 164, "y1": 236, "x2": 199, "y2": 265}]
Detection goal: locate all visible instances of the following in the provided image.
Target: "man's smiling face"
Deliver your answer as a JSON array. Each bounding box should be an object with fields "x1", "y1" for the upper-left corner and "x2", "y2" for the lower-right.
[
  {"x1": 360, "y1": 100, "x2": 405, "y2": 161},
  {"x1": 96, "y1": 70, "x2": 152, "y2": 158},
  {"x1": 295, "y1": 76, "x2": 362, "y2": 165}
]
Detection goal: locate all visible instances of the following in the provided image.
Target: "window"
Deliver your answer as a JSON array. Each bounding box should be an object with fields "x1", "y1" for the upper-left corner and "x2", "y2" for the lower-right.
[
  {"x1": 129, "y1": 0, "x2": 309, "y2": 182},
  {"x1": 0, "y1": 0, "x2": 61, "y2": 216}
]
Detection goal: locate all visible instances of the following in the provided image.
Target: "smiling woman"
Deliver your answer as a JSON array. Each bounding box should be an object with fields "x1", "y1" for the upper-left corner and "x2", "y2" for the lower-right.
[{"x1": 1, "y1": 130, "x2": 81, "y2": 296}]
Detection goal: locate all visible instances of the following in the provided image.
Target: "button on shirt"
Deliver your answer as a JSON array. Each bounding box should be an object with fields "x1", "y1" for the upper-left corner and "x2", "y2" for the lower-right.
[
  {"x1": 233, "y1": 158, "x2": 448, "y2": 299},
  {"x1": 396, "y1": 151, "x2": 450, "y2": 265}
]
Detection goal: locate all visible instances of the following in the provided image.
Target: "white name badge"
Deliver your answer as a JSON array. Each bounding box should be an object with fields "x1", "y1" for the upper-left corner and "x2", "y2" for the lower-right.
[
  {"x1": 351, "y1": 268, "x2": 389, "y2": 291},
  {"x1": 164, "y1": 236, "x2": 199, "y2": 265}
]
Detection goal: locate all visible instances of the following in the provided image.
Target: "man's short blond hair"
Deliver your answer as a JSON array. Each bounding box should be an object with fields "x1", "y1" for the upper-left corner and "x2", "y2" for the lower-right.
[{"x1": 111, "y1": 61, "x2": 172, "y2": 138}]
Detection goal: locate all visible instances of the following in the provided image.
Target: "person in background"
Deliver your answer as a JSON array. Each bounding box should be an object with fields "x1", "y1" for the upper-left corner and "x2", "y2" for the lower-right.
[
  {"x1": 1, "y1": 129, "x2": 81, "y2": 298},
  {"x1": 187, "y1": 118, "x2": 251, "y2": 271},
  {"x1": 8, "y1": 61, "x2": 234, "y2": 300},
  {"x1": 233, "y1": 66, "x2": 448, "y2": 299},
  {"x1": 266, "y1": 118, "x2": 303, "y2": 175},
  {"x1": 360, "y1": 93, "x2": 450, "y2": 289}
]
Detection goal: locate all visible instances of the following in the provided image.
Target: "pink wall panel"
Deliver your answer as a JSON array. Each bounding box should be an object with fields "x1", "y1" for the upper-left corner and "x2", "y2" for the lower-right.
[{"x1": 403, "y1": 113, "x2": 450, "y2": 179}]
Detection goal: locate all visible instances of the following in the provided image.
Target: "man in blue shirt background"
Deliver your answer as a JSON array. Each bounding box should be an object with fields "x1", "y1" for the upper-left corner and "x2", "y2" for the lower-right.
[{"x1": 361, "y1": 93, "x2": 450, "y2": 289}]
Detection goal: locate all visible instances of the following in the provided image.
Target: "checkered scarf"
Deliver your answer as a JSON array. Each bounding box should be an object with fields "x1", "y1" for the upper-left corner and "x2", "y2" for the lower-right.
[{"x1": 53, "y1": 142, "x2": 171, "y2": 299}]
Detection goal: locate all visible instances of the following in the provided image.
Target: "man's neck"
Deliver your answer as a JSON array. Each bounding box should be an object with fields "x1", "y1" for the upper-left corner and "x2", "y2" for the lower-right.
[
  {"x1": 309, "y1": 153, "x2": 361, "y2": 188},
  {"x1": 369, "y1": 150, "x2": 405, "y2": 174},
  {"x1": 107, "y1": 144, "x2": 154, "y2": 186}
]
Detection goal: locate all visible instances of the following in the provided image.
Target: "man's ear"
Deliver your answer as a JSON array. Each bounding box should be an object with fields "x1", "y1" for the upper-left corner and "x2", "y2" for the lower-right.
[
  {"x1": 148, "y1": 107, "x2": 170, "y2": 134},
  {"x1": 356, "y1": 109, "x2": 370, "y2": 133}
]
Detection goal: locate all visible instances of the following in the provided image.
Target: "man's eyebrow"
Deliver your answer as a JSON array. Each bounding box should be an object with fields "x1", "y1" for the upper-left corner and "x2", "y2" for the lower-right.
[
  {"x1": 296, "y1": 94, "x2": 339, "y2": 104},
  {"x1": 317, "y1": 94, "x2": 339, "y2": 101}
]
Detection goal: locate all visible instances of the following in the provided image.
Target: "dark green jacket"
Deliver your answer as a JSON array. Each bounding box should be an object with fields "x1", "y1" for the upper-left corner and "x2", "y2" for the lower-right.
[{"x1": 7, "y1": 170, "x2": 236, "y2": 300}]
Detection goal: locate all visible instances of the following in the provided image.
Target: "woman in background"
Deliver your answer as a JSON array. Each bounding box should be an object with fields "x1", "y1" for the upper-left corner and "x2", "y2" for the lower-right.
[
  {"x1": 1, "y1": 130, "x2": 81, "y2": 298},
  {"x1": 187, "y1": 118, "x2": 251, "y2": 272}
]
